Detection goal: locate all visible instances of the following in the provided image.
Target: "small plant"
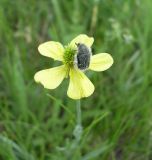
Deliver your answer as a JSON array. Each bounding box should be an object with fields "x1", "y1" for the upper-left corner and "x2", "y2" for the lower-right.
[{"x1": 34, "y1": 34, "x2": 113, "y2": 158}]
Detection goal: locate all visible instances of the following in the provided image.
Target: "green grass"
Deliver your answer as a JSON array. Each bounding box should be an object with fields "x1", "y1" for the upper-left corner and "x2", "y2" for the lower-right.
[{"x1": 0, "y1": 0, "x2": 152, "y2": 159}]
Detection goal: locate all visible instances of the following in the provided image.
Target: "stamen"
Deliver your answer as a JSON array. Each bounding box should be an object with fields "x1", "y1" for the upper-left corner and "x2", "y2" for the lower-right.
[{"x1": 63, "y1": 45, "x2": 77, "y2": 68}]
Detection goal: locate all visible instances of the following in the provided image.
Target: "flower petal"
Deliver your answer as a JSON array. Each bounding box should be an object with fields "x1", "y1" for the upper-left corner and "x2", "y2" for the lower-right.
[
  {"x1": 34, "y1": 65, "x2": 67, "y2": 89},
  {"x1": 70, "y1": 34, "x2": 94, "y2": 48},
  {"x1": 89, "y1": 53, "x2": 113, "y2": 71},
  {"x1": 38, "y1": 41, "x2": 64, "y2": 61},
  {"x1": 67, "y1": 68, "x2": 95, "y2": 99}
]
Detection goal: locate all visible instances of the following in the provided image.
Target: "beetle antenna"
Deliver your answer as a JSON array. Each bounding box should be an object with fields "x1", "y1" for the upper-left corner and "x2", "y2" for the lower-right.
[{"x1": 75, "y1": 43, "x2": 80, "y2": 46}]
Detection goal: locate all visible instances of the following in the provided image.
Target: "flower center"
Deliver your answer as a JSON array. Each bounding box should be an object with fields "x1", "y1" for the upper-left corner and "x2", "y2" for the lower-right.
[{"x1": 63, "y1": 45, "x2": 76, "y2": 67}]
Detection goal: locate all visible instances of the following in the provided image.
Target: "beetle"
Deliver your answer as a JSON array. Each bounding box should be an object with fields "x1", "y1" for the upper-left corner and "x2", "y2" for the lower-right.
[{"x1": 75, "y1": 43, "x2": 92, "y2": 70}]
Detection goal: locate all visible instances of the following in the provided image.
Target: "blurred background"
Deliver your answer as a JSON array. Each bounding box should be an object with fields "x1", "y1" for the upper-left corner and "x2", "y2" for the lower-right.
[{"x1": 0, "y1": 0, "x2": 152, "y2": 159}]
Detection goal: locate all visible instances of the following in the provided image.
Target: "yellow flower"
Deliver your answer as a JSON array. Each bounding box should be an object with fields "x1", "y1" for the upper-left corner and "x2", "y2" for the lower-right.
[{"x1": 34, "y1": 34, "x2": 113, "y2": 99}]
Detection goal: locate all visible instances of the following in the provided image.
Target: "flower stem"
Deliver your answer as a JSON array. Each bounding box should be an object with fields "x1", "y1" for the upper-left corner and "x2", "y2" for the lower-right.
[
  {"x1": 73, "y1": 100, "x2": 83, "y2": 142},
  {"x1": 76, "y1": 100, "x2": 81, "y2": 126},
  {"x1": 66, "y1": 100, "x2": 83, "y2": 159}
]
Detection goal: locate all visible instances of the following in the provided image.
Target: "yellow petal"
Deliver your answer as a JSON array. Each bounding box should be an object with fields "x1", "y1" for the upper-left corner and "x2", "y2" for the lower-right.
[
  {"x1": 34, "y1": 65, "x2": 67, "y2": 89},
  {"x1": 89, "y1": 53, "x2": 113, "y2": 71},
  {"x1": 67, "y1": 68, "x2": 95, "y2": 99},
  {"x1": 38, "y1": 41, "x2": 64, "y2": 61},
  {"x1": 70, "y1": 34, "x2": 94, "y2": 48}
]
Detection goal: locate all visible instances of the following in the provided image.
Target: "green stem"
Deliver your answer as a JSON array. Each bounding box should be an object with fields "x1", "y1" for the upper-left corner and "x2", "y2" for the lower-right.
[
  {"x1": 76, "y1": 100, "x2": 81, "y2": 126},
  {"x1": 66, "y1": 100, "x2": 83, "y2": 159},
  {"x1": 73, "y1": 100, "x2": 83, "y2": 142}
]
